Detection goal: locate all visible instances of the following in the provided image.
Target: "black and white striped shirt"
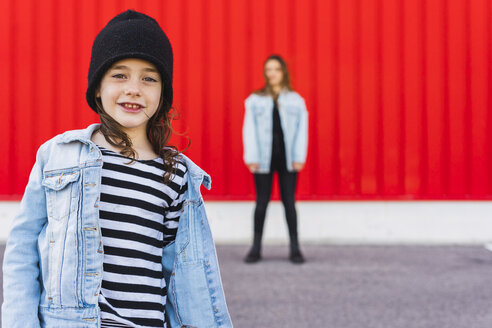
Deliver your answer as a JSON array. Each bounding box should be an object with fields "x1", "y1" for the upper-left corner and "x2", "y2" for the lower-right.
[{"x1": 97, "y1": 146, "x2": 188, "y2": 328}]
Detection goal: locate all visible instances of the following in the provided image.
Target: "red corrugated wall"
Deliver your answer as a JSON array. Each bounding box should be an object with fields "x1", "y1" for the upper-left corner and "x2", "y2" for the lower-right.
[{"x1": 1, "y1": 0, "x2": 491, "y2": 200}]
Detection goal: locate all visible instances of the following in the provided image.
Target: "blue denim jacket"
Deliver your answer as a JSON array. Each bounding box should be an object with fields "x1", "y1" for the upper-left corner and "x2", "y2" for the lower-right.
[
  {"x1": 242, "y1": 91, "x2": 308, "y2": 173},
  {"x1": 2, "y1": 124, "x2": 233, "y2": 328}
]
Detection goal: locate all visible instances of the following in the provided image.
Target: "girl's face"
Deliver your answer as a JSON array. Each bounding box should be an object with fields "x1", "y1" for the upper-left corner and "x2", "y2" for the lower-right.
[
  {"x1": 264, "y1": 59, "x2": 284, "y2": 87},
  {"x1": 96, "y1": 58, "x2": 162, "y2": 134}
]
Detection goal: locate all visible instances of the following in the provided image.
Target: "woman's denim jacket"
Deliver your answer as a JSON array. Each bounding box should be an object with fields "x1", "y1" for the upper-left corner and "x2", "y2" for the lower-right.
[
  {"x1": 242, "y1": 91, "x2": 308, "y2": 173},
  {"x1": 2, "y1": 124, "x2": 233, "y2": 328}
]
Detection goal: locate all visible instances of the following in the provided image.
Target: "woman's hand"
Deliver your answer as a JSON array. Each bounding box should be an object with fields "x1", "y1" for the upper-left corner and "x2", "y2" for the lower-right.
[
  {"x1": 247, "y1": 163, "x2": 259, "y2": 173},
  {"x1": 292, "y1": 162, "x2": 305, "y2": 171}
]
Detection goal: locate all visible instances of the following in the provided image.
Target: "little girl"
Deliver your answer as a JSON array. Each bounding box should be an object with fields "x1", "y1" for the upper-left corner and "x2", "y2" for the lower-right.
[{"x1": 2, "y1": 10, "x2": 232, "y2": 328}]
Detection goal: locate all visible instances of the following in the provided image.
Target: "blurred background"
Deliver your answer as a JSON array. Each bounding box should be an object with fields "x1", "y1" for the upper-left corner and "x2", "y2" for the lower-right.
[{"x1": 1, "y1": 0, "x2": 491, "y2": 201}]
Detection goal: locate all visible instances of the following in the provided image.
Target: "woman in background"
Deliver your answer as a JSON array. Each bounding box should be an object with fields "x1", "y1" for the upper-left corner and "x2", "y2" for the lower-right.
[{"x1": 242, "y1": 54, "x2": 308, "y2": 264}]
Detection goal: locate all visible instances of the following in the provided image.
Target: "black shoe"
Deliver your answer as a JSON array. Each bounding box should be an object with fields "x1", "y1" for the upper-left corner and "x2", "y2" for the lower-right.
[
  {"x1": 244, "y1": 250, "x2": 261, "y2": 263},
  {"x1": 289, "y1": 248, "x2": 305, "y2": 264},
  {"x1": 289, "y1": 233, "x2": 305, "y2": 264},
  {"x1": 245, "y1": 234, "x2": 262, "y2": 263}
]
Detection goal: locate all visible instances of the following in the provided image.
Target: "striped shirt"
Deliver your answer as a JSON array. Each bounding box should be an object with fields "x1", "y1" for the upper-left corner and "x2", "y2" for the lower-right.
[{"x1": 97, "y1": 146, "x2": 188, "y2": 328}]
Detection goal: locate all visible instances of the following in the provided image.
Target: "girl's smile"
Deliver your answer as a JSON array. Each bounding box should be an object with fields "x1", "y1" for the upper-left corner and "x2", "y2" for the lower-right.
[{"x1": 118, "y1": 102, "x2": 145, "y2": 113}]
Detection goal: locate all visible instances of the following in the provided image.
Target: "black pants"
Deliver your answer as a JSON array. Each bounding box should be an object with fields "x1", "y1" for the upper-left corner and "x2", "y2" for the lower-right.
[{"x1": 253, "y1": 171, "x2": 298, "y2": 240}]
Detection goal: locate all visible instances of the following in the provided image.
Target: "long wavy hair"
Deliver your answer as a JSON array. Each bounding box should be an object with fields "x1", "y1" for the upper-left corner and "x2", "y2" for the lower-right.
[
  {"x1": 255, "y1": 54, "x2": 293, "y2": 96},
  {"x1": 94, "y1": 87, "x2": 185, "y2": 184}
]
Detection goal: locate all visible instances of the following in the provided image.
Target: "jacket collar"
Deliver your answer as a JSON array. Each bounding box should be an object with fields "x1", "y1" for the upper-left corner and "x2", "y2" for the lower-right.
[
  {"x1": 57, "y1": 124, "x2": 212, "y2": 190},
  {"x1": 57, "y1": 123, "x2": 101, "y2": 145},
  {"x1": 179, "y1": 153, "x2": 212, "y2": 190}
]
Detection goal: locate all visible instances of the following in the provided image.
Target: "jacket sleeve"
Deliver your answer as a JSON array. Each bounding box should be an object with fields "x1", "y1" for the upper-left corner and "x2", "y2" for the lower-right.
[
  {"x1": 2, "y1": 145, "x2": 47, "y2": 328},
  {"x1": 242, "y1": 96, "x2": 260, "y2": 164},
  {"x1": 292, "y1": 97, "x2": 309, "y2": 164}
]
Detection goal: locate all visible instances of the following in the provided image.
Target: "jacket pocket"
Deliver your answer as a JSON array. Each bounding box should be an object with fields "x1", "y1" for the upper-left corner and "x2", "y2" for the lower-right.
[
  {"x1": 42, "y1": 169, "x2": 80, "y2": 221},
  {"x1": 173, "y1": 261, "x2": 216, "y2": 327},
  {"x1": 254, "y1": 107, "x2": 269, "y2": 123}
]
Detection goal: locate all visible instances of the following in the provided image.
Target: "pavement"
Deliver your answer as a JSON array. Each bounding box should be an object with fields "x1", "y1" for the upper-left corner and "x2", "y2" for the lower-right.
[{"x1": 2, "y1": 244, "x2": 492, "y2": 327}]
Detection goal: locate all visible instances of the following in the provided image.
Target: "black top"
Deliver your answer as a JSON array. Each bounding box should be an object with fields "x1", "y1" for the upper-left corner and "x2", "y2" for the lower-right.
[{"x1": 270, "y1": 99, "x2": 287, "y2": 172}]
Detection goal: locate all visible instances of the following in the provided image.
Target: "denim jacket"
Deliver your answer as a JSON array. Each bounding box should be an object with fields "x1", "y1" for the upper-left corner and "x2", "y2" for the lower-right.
[
  {"x1": 2, "y1": 124, "x2": 233, "y2": 328},
  {"x1": 242, "y1": 90, "x2": 308, "y2": 173}
]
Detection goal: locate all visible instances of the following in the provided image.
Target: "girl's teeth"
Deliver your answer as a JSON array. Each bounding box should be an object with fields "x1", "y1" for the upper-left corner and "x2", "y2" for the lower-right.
[{"x1": 124, "y1": 104, "x2": 140, "y2": 109}]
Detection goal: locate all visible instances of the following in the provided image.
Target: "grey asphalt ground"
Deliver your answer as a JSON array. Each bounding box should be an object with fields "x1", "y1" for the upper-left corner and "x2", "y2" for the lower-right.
[
  {"x1": 217, "y1": 245, "x2": 492, "y2": 328},
  {"x1": 1, "y1": 244, "x2": 492, "y2": 328}
]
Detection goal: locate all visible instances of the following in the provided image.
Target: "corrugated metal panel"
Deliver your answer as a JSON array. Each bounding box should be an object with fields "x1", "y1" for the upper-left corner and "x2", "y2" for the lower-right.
[{"x1": 1, "y1": 0, "x2": 491, "y2": 200}]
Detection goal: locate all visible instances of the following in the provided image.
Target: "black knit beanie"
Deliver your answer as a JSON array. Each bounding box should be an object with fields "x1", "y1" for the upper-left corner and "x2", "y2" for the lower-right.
[{"x1": 86, "y1": 10, "x2": 173, "y2": 112}]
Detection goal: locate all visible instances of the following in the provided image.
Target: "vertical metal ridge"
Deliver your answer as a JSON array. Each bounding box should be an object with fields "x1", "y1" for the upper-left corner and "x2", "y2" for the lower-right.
[
  {"x1": 442, "y1": 0, "x2": 450, "y2": 195},
  {"x1": 488, "y1": 0, "x2": 492, "y2": 195},
  {"x1": 310, "y1": 0, "x2": 319, "y2": 196},
  {"x1": 3, "y1": 0, "x2": 13, "y2": 193},
  {"x1": 354, "y1": 0, "x2": 362, "y2": 195},
  {"x1": 32, "y1": 0, "x2": 39, "y2": 166},
  {"x1": 53, "y1": 0, "x2": 60, "y2": 134},
  {"x1": 245, "y1": 0, "x2": 253, "y2": 92},
  {"x1": 266, "y1": 0, "x2": 274, "y2": 55},
  {"x1": 464, "y1": 0, "x2": 472, "y2": 195},
  {"x1": 288, "y1": 0, "x2": 296, "y2": 61},
  {"x1": 73, "y1": 0, "x2": 80, "y2": 129},
  {"x1": 223, "y1": 0, "x2": 232, "y2": 196},
  {"x1": 202, "y1": 0, "x2": 210, "y2": 170},
  {"x1": 420, "y1": 0, "x2": 429, "y2": 196},
  {"x1": 398, "y1": 0, "x2": 405, "y2": 196},
  {"x1": 375, "y1": 0, "x2": 384, "y2": 195},
  {"x1": 13, "y1": 0, "x2": 34, "y2": 194},
  {"x1": 180, "y1": 0, "x2": 189, "y2": 152},
  {"x1": 333, "y1": 0, "x2": 341, "y2": 195}
]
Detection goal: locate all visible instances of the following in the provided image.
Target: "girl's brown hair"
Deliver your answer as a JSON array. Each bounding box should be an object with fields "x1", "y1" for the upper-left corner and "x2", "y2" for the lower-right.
[
  {"x1": 95, "y1": 89, "x2": 184, "y2": 184},
  {"x1": 255, "y1": 54, "x2": 293, "y2": 96}
]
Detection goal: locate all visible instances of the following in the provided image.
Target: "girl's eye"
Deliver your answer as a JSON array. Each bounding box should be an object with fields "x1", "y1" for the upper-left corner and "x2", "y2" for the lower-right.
[
  {"x1": 112, "y1": 73, "x2": 126, "y2": 79},
  {"x1": 143, "y1": 77, "x2": 158, "y2": 82}
]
